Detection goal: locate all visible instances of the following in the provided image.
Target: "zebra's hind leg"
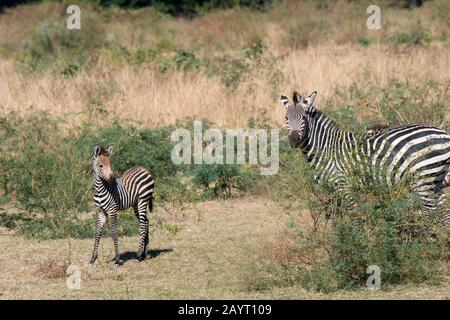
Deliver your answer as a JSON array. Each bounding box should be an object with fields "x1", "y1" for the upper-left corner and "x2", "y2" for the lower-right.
[
  {"x1": 442, "y1": 166, "x2": 450, "y2": 227},
  {"x1": 90, "y1": 209, "x2": 107, "y2": 264},
  {"x1": 444, "y1": 168, "x2": 450, "y2": 188},
  {"x1": 436, "y1": 193, "x2": 449, "y2": 228},
  {"x1": 136, "y1": 199, "x2": 150, "y2": 261},
  {"x1": 418, "y1": 189, "x2": 449, "y2": 229},
  {"x1": 108, "y1": 211, "x2": 123, "y2": 266}
]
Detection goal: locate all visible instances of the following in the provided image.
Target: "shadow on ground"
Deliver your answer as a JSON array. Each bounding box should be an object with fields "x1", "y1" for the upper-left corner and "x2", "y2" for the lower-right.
[{"x1": 118, "y1": 248, "x2": 174, "y2": 263}]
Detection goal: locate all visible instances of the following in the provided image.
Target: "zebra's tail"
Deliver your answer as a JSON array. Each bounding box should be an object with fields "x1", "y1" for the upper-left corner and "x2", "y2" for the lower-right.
[
  {"x1": 445, "y1": 158, "x2": 450, "y2": 187},
  {"x1": 445, "y1": 169, "x2": 450, "y2": 188},
  {"x1": 148, "y1": 197, "x2": 153, "y2": 213}
]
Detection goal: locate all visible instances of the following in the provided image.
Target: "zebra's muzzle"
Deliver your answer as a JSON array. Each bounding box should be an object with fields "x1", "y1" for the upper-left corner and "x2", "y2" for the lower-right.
[{"x1": 288, "y1": 131, "x2": 303, "y2": 148}]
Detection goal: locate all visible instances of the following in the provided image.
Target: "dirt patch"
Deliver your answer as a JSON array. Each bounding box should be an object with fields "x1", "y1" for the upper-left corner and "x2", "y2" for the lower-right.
[{"x1": 36, "y1": 258, "x2": 69, "y2": 279}]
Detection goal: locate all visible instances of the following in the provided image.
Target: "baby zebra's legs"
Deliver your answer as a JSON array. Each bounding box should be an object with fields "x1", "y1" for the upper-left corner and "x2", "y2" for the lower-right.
[
  {"x1": 134, "y1": 198, "x2": 150, "y2": 261},
  {"x1": 109, "y1": 211, "x2": 123, "y2": 266},
  {"x1": 90, "y1": 209, "x2": 107, "y2": 264}
]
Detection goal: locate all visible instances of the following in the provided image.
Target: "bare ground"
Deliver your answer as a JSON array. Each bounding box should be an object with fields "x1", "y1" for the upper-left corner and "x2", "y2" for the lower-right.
[{"x1": 0, "y1": 196, "x2": 448, "y2": 299}]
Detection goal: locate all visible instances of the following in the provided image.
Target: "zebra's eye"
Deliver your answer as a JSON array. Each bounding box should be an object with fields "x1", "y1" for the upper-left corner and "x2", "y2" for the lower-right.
[{"x1": 99, "y1": 164, "x2": 104, "y2": 168}]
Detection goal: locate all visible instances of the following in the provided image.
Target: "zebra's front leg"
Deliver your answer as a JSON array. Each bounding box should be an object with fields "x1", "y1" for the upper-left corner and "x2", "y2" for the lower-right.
[
  {"x1": 109, "y1": 211, "x2": 123, "y2": 266},
  {"x1": 90, "y1": 209, "x2": 106, "y2": 264},
  {"x1": 136, "y1": 200, "x2": 150, "y2": 261}
]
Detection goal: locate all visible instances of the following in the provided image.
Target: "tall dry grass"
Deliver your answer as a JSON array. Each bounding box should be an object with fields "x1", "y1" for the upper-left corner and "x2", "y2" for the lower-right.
[
  {"x1": 1, "y1": 43, "x2": 449, "y2": 127},
  {"x1": 0, "y1": 1, "x2": 449, "y2": 128}
]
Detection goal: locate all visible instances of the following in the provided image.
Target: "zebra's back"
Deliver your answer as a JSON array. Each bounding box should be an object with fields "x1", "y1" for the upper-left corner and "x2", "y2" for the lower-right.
[
  {"x1": 368, "y1": 124, "x2": 450, "y2": 188},
  {"x1": 118, "y1": 167, "x2": 154, "y2": 207}
]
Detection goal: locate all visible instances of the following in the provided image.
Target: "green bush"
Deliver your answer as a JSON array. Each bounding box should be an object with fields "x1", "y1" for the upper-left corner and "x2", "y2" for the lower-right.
[
  {"x1": 16, "y1": 211, "x2": 94, "y2": 239},
  {"x1": 158, "y1": 49, "x2": 203, "y2": 73},
  {"x1": 72, "y1": 121, "x2": 178, "y2": 179},
  {"x1": 319, "y1": 78, "x2": 450, "y2": 133},
  {"x1": 15, "y1": 210, "x2": 142, "y2": 239},
  {"x1": 112, "y1": 39, "x2": 281, "y2": 92},
  {"x1": 21, "y1": 14, "x2": 106, "y2": 72},
  {"x1": 210, "y1": 39, "x2": 282, "y2": 91},
  {"x1": 0, "y1": 112, "x2": 89, "y2": 213},
  {"x1": 0, "y1": 113, "x2": 166, "y2": 238},
  {"x1": 155, "y1": 176, "x2": 200, "y2": 204},
  {"x1": 191, "y1": 164, "x2": 242, "y2": 198},
  {"x1": 356, "y1": 36, "x2": 370, "y2": 46},
  {"x1": 0, "y1": 112, "x2": 258, "y2": 238},
  {"x1": 172, "y1": 50, "x2": 202, "y2": 72},
  {"x1": 97, "y1": 0, "x2": 273, "y2": 16},
  {"x1": 1, "y1": 0, "x2": 273, "y2": 15},
  {"x1": 302, "y1": 185, "x2": 448, "y2": 291},
  {"x1": 268, "y1": 136, "x2": 449, "y2": 292},
  {"x1": 0, "y1": 0, "x2": 37, "y2": 11},
  {"x1": 0, "y1": 211, "x2": 29, "y2": 230},
  {"x1": 285, "y1": 18, "x2": 330, "y2": 49},
  {"x1": 378, "y1": 79, "x2": 448, "y2": 127},
  {"x1": 388, "y1": 24, "x2": 431, "y2": 47}
]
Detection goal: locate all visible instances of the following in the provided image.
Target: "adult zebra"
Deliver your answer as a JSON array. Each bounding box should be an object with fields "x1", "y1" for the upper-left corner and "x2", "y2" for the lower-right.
[
  {"x1": 90, "y1": 144, "x2": 155, "y2": 266},
  {"x1": 280, "y1": 91, "x2": 450, "y2": 226}
]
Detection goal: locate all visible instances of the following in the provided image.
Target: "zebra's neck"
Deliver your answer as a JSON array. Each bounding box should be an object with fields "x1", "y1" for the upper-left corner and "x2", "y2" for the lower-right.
[
  {"x1": 94, "y1": 175, "x2": 119, "y2": 194},
  {"x1": 302, "y1": 108, "x2": 356, "y2": 166}
]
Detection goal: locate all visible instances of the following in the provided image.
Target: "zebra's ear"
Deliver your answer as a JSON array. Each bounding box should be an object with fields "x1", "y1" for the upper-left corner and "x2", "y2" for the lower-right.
[
  {"x1": 106, "y1": 144, "x2": 113, "y2": 156},
  {"x1": 93, "y1": 144, "x2": 101, "y2": 158},
  {"x1": 293, "y1": 91, "x2": 303, "y2": 106},
  {"x1": 305, "y1": 91, "x2": 317, "y2": 107},
  {"x1": 280, "y1": 95, "x2": 290, "y2": 109}
]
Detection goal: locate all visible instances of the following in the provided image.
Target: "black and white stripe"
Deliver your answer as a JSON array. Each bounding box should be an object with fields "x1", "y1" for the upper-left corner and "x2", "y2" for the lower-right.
[
  {"x1": 281, "y1": 91, "x2": 450, "y2": 226},
  {"x1": 90, "y1": 145, "x2": 155, "y2": 266}
]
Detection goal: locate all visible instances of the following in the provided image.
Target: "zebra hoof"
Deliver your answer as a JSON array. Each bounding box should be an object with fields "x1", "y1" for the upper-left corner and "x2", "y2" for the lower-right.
[
  {"x1": 136, "y1": 248, "x2": 147, "y2": 261},
  {"x1": 136, "y1": 254, "x2": 146, "y2": 262}
]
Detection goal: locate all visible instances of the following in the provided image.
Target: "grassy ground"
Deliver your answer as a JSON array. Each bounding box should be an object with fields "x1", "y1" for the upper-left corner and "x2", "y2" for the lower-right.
[{"x1": 0, "y1": 196, "x2": 448, "y2": 299}]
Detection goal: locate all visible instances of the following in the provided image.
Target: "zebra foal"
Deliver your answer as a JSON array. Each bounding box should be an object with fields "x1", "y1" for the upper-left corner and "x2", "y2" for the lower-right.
[
  {"x1": 280, "y1": 91, "x2": 450, "y2": 226},
  {"x1": 90, "y1": 144, "x2": 155, "y2": 266}
]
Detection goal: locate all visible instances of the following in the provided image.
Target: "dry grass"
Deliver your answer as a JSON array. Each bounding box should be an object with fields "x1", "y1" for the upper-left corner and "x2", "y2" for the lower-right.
[
  {"x1": 37, "y1": 258, "x2": 70, "y2": 279},
  {"x1": 0, "y1": 197, "x2": 448, "y2": 299},
  {"x1": 0, "y1": 1, "x2": 449, "y2": 128},
  {"x1": 1, "y1": 43, "x2": 449, "y2": 128}
]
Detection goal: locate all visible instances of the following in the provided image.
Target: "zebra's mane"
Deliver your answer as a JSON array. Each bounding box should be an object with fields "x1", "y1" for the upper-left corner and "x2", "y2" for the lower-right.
[{"x1": 306, "y1": 106, "x2": 341, "y2": 132}]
